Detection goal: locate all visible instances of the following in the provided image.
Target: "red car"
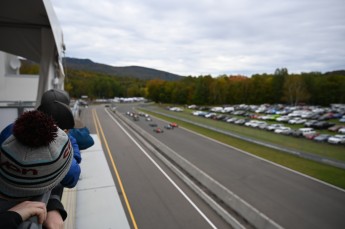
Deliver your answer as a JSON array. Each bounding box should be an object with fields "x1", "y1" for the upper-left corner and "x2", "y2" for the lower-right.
[
  {"x1": 169, "y1": 122, "x2": 178, "y2": 128},
  {"x1": 153, "y1": 127, "x2": 164, "y2": 133}
]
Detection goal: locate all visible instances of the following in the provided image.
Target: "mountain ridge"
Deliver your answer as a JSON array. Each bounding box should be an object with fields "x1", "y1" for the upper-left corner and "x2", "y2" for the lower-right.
[{"x1": 64, "y1": 57, "x2": 184, "y2": 81}]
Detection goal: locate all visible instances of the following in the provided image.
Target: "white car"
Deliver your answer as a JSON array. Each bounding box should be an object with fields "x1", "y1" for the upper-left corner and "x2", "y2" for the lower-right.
[
  {"x1": 245, "y1": 120, "x2": 259, "y2": 127},
  {"x1": 192, "y1": 111, "x2": 207, "y2": 116},
  {"x1": 169, "y1": 107, "x2": 183, "y2": 112},
  {"x1": 266, "y1": 124, "x2": 284, "y2": 131},
  {"x1": 252, "y1": 121, "x2": 267, "y2": 128},
  {"x1": 338, "y1": 128, "x2": 345, "y2": 134},
  {"x1": 298, "y1": 128, "x2": 316, "y2": 137},
  {"x1": 276, "y1": 116, "x2": 290, "y2": 122},
  {"x1": 327, "y1": 135, "x2": 345, "y2": 144},
  {"x1": 205, "y1": 112, "x2": 217, "y2": 118},
  {"x1": 274, "y1": 127, "x2": 292, "y2": 134},
  {"x1": 288, "y1": 117, "x2": 307, "y2": 124}
]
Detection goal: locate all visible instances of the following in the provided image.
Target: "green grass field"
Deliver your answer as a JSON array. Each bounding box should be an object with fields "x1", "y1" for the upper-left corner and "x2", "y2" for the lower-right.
[{"x1": 138, "y1": 105, "x2": 345, "y2": 189}]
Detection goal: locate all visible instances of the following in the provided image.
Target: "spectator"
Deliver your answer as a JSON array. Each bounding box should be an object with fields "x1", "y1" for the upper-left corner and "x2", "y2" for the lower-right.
[
  {"x1": 38, "y1": 100, "x2": 82, "y2": 165},
  {"x1": 37, "y1": 100, "x2": 75, "y2": 132},
  {"x1": 40, "y1": 88, "x2": 70, "y2": 107},
  {"x1": 0, "y1": 110, "x2": 73, "y2": 227},
  {"x1": 0, "y1": 101, "x2": 80, "y2": 188},
  {"x1": 0, "y1": 201, "x2": 47, "y2": 229},
  {"x1": 0, "y1": 89, "x2": 79, "y2": 229},
  {"x1": 0, "y1": 110, "x2": 73, "y2": 199}
]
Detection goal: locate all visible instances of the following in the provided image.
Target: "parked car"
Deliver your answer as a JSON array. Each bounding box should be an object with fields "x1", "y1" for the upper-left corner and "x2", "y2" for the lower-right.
[
  {"x1": 215, "y1": 114, "x2": 227, "y2": 120},
  {"x1": 304, "y1": 120, "x2": 318, "y2": 127},
  {"x1": 288, "y1": 117, "x2": 307, "y2": 124},
  {"x1": 276, "y1": 116, "x2": 290, "y2": 122},
  {"x1": 245, "y1": 120, "x2": 259, "y2": 127},
  {"x1": 304, "y1": 133, "x2": 320, "y2": 140},
  {"x1": 328, "y1": 125, "x2": 345, "y2": 132},
  {"x1": 318, "y1": 113, "x2": 333, "y2": 121},
  {"x1": 266, "y1": 124, "x2": 284, "y2": 131},
  {"x1": 291, "y1": 128, "x2": 316, "y2": 138},
  {"x1": 205, "y1": 113, "x2": 217, "y2": 118},
  {"x1": 169, "y1": 107, "x2": 183, "y2": 112},
  {"x1": 339, "y1": 115, "x2": 345, "y2": 123},
  {"x1": 226, "y1": 117, "x2": 238, "y2": 123},
  {"x1": 274, "y1": 127, "x2": 292, "y2": 135},
  {"x1": 338, "y1": 128, "x2": 345, "y2": 134},
  {"x1": 192, "y1": 111, "x2": 205, "y2": 116},
  {"x1": 258, "y1": 123, "x2": 269, "y2": 129},
  {"x1": 311, "y1": 121, "x2": 335, "y2": 129},
  {"x1": 327, "y1": 135, "x2": 345, "y2": 144},
  {"x1": 234, "y1": 119, "x2": 248, "y2": 125},
  {"x1": 314, "y1": 134, "x2": 331, "y2": 142},
  {"x1": 252, "y1": 121, "x2": 267, "y2": 128},
  {"x1": 299, "y1": 128, "x2": 316, "y2": 136}
]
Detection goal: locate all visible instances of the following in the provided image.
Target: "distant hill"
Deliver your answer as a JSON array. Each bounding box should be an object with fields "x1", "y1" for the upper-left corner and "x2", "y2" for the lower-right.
[
  {"x1": 64, "y1": 57, "x2": 184, "y2": 81},
  {"x1": 324, "y1": 70, "x2": 345, "y2": 76}
]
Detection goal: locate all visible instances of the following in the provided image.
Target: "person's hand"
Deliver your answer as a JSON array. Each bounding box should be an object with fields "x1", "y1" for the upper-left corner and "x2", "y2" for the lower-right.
[
  {"x1": 43, "y1": 210, "x2": 64, "y2": 229},
  {"x1": 9, "y1": 201, "x2": 47, "y2": 224}
]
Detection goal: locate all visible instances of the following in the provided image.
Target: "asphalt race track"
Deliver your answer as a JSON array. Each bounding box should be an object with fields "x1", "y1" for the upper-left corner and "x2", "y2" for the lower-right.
[{"x1": 82, "y1": 104, "x2": 345, "y2": 229}]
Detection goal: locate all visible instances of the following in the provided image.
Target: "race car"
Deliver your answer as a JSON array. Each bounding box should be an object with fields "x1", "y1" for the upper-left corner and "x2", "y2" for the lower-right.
[
  {"x1": 153, "y1": 127, "x2": 164, "y2": 133},
  {"x1": 164, "y1": 125, "x2": 173, "y2": 129},
  {"x1": 169, "y1": 122, "x2": 178, "y2": 128}
]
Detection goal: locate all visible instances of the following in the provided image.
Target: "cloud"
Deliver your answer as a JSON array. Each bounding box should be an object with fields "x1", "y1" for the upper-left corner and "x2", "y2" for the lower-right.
[{"x1": 51, "y1": 0, "x2": 345, "y2": 76}]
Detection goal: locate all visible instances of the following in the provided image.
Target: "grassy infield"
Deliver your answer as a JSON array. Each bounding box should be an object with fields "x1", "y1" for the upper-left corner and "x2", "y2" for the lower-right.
[{"x1": 139, "y1": 105, "x2": 345, "y2": 189}]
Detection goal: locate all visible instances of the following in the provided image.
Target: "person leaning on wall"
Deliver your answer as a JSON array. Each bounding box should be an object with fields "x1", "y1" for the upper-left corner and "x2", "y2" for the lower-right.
[
  {"x1": 39, "y1": 88, "x2": 94, "y2": 155},
  {"x1": 0, "y1": 89, "x2": 81, "y2": 229},
  {"x1": 0, "y1": 110, "x2": 73, "y2": 228}
]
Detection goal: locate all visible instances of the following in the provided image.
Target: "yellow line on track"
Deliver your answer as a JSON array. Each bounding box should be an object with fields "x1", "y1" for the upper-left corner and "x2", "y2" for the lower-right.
[{"x1": 92, "y1": 108, "x2": 138, "y2": 229}]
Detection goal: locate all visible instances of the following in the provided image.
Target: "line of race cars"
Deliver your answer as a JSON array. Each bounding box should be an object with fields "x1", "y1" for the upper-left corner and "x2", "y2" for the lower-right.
[{"x1": 126, "y1": 111, "x2": 178, "y2": 133}]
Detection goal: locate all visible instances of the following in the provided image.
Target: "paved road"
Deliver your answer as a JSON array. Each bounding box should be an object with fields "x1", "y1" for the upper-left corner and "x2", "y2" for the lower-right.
[
  {"x1": 80, "y1": 105, "x2": 230, "y2": 229},
  {"x1": 112, "y1": 103, "x2": 345, "y2": 229}
]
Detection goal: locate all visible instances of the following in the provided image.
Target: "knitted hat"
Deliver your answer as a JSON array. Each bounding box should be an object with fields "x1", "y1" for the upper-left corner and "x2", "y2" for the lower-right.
[
  {"x1": 41, "y1": 89, "x2": 70, "y2": 106},
  {"x1": 37, "y1": 101, "x2": 75, "y2": 130},
  {"x1": 0, "y1": 111, "x2": 73, "y2": 199}
]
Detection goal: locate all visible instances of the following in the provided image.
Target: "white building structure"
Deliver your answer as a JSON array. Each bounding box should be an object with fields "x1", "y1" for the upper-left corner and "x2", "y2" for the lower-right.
[{"x1": 0, "y1": 0, "x2": 66, "y2": 129}]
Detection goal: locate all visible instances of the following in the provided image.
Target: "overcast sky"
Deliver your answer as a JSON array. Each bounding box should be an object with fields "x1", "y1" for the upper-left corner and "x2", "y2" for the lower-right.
[{"x1": 51, "y1": 0, "x2": 345, "y2": 77}]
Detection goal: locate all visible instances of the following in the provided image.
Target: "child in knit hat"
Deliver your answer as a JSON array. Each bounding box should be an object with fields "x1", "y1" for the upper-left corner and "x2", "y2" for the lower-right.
[
  {"x1": 0, "y1": 101, "x2": 81, "y2": 189},
  {"x1": 0, "y1": 110, "x2": 74, "y2": 227},
  {"x1": 0, "y1": 110, "x2": 73, "y2": 199}
]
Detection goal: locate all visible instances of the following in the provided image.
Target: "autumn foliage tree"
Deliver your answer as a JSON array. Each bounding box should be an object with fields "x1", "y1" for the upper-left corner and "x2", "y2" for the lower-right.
[{"x1": 282, "y1": 74, "x2": 310, "y2": 105}]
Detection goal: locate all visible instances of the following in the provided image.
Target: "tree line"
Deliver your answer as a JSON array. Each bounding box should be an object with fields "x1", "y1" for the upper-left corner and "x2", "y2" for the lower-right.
[
  {"x1": 20, "y1": 63, "x2": 345, "y2": 106},
  {"x1": 65, "y1": 68, "x2": 345, "y2": 106},
  {"x1": 146, "y1": 69, "x2": 345, "y2": 106}
]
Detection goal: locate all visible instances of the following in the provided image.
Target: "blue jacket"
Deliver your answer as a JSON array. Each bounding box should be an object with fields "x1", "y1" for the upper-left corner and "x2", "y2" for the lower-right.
[
  {"x1": 69, "y1": 127, "x2": 94, "y2": 150},
  {"x1": 0, "y1": 123, "x2": 80, "y2": 188},
  {"x1": 68, "y1": 133, "x2": 82, "y2": 164}
]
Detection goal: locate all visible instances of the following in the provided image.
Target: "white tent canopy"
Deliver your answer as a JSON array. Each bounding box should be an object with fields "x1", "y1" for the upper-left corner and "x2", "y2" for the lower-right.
[{"x1": 0, "y1": 0, "x2": 65, "y2": 103}]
